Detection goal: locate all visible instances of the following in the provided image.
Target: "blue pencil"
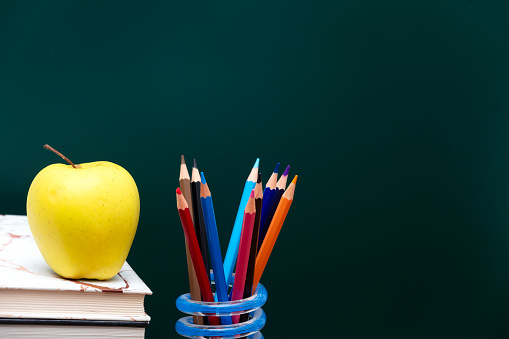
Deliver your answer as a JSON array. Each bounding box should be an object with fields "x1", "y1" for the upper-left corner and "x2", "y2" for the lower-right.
[
  {"x1": 223, "y1": 158, "x2": 259, "y2": 288},
  {"x1": 200, "y1": 172, "x2": 232, "y2": 325},
  {"x1": 258, "y1": 163, "x2": 279, "y2": 250},
  {"x1": 259, "y1": 165, "x2": 290, "y2": 248}
]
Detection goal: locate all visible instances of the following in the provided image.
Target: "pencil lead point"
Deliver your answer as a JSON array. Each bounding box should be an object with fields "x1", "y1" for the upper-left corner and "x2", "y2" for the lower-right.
[
  {"x1": 274, "y1": 162, "x2": 280, "y2": 173},
  {"x1": 193, "y1": 158, "x2": 198, "y2": 169},
  {"x1": 283, "y1": 165, "x2": 290, "y2": 177},
  {"x1": 291, "y1": 175, "x2": 298, "y2": 184},
  {"x1": 253, "y1": 158, "x2": 260, "y2": 168},
  {"x1": 200, "y1": 172, "x2": 206, "y2": 184},
  {"x1": 250, "y1": 189, "x2": 255, "y2": 198},
  {"x1": 181, "y1": 155, "x2": 185, "y2": 165},
  {"x1": 257, "y1": 173, "x2": 262, "y2": 183},
  {"x1": 176, "y1": 187, "x2": 182, "y2": 195}
]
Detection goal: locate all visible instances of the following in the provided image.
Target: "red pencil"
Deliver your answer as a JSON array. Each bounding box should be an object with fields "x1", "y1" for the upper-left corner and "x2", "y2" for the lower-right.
[
  {"x1": 176, "y1": 188, "x2": 220, "y2": 325},
  {"x1": 239, "y1": 174, "x2": 263, "y2": 323},
  {"x1": 230, "y1": 189, "x2": 256, "y2": 323}
]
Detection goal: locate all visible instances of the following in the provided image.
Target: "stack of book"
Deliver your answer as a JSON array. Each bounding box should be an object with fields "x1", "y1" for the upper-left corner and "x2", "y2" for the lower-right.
[{"x1": 0, "y1": 214, "x2": 152, "y2": 338}]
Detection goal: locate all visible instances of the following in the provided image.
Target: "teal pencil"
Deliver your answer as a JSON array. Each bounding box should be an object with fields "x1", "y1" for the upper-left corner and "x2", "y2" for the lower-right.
[{"x1": 223, "y1": 158, "x2": 259, "y2": 287}]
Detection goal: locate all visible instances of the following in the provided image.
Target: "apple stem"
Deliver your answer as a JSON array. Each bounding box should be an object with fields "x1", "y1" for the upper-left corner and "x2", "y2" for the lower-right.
[{"x1": 43, "y1": 144, "x2": 81, "y2": 169}]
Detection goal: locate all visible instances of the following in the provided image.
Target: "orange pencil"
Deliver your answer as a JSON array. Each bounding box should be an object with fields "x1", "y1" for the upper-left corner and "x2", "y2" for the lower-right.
[
  {"x1": 253, "y1": 175, "x2": 298, "y2": 290},
  {"x1": 176, "y1": 188, "x2": 220, "y2": 325}
]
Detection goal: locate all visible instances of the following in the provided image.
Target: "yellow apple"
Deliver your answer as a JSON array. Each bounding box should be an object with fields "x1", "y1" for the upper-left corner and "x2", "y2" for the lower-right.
[{"x1": 27, "y1": 147, "x2": 140, "y2": 280}]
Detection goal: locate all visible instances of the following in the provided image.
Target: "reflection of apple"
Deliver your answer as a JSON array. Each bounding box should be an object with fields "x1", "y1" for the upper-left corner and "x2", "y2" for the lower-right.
[{"x1": 27, "y1": 145, "x2": 140, "y2": 280}]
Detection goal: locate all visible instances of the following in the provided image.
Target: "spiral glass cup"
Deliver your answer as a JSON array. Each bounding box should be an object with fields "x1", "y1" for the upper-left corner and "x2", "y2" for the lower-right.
[{"x1": 175, "y1": 281, "x2": 268, "y2": 338}]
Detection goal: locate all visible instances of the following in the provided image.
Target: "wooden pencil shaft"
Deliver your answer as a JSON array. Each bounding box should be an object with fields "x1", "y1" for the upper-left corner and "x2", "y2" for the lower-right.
[
  {"x1": 183, "y1": 239, "x2": 203, "y2": 325},
  {"x1": 179, "y1": 178, "x2": 194, "y2": 223},
  {"x1": 265, "y1": 170, "x2": 278, "y2": 190}
]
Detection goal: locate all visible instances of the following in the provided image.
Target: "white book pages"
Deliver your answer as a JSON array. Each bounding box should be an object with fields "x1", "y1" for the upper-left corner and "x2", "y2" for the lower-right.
[{"x1": 0, "y1": 324, "x2": 145, "y2": 338}]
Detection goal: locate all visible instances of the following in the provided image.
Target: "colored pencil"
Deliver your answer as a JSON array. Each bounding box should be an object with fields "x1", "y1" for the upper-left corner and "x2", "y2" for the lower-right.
[
  {"x1": 253, "y1": 175, "x2": 298, "y2": 290},
  {"x1": 223, "y1": 158, "x2": 259, "y2": 287},
  {"x1": 200, "y1": 172, "x2": 232, "y2": 325},
  {"x1": 179, "y1": 155, "x2": 203, "y2": 325},
  {"x1": 230, "y1": 190, "x2": 256, "y2": 323},
  {"x1": 191, "y1": 159, "x2": 211, "y2": 283},
  {"x1": 176, "y1": 188, "x2": 220, "y2": 325},
  {"x1": 239, "y1": 173, "x2": 263, "y2": 323},
  {"x1": 257, "y1": 163, "x2": 279, "y2": 250},
  {"x1": 258, "y1": 165, "x2": 290, "y2": 249}
]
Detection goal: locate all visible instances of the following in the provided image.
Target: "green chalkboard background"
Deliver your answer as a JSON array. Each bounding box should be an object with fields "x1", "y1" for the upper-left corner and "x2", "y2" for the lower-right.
[{"x1": 1, "y1": 1, "x2": 509, "y2": 338}]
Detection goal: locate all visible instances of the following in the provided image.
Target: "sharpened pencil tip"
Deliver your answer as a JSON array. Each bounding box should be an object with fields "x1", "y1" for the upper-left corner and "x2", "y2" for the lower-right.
[
  {"x1": 283, "y1": 165, "x2": 290, "y2": 177},
  {"x1": 181, "y1": 155, "x2": 185, "y2": 165},
  {"x1": 200, "y1": 172, "x2": 206, "y2": 184},
  {"x1": 176, "y1": 187, "x2": 182, "y2": 195},
  {"x1": 274, "y1": 162, "x2": 280, "y2": 173},
  {"x1": 253, "y1": 158, "x2": 260, "y2": 168},
  {"x1": 250, "y1": 189, "x2": 255, "y2": 198},
  {"x1": 257, "y1": 173, "x2": 262, "y2": 183},
  {"x1": 291, "y1": 175, "x2": 298, "y2": 184},
  {"x1": 193, "y1": 158, "x2": 198, "y2": 169}
]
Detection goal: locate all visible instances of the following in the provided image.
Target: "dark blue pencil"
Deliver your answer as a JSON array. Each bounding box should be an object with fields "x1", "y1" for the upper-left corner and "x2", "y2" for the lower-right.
[
  {"x1": 258, "y1": 163, "x2": 279, "y2": 250},
  {"x1": 258, "y1": 165, "x2": 289, "y2": 248}
]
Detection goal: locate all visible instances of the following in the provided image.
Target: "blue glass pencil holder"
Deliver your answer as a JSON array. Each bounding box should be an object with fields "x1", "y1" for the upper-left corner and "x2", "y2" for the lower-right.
[{"x1": 175, "y1": 282, "x2": 268, "y2": 338}]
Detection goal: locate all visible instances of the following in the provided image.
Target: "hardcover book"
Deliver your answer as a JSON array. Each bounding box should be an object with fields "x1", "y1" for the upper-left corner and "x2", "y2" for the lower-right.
[{"x1": 0, "y1": 214, "x2": 151, "y2": 337}]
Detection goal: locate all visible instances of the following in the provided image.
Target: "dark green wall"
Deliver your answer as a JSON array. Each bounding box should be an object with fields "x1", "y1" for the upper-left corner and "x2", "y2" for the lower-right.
[{"x1": 2, "y1": 1, "x2": 509, "y2": 338}]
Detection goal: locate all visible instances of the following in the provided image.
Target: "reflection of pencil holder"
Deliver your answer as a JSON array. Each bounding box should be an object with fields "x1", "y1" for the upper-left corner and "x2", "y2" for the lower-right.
[{"x1": 175, "y1": 282, "x2": 268, "y2": 338}]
